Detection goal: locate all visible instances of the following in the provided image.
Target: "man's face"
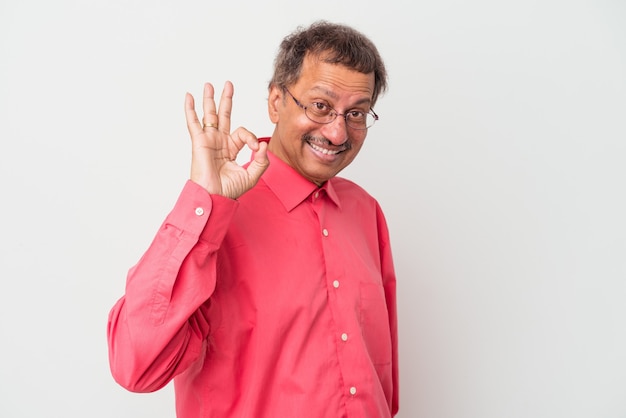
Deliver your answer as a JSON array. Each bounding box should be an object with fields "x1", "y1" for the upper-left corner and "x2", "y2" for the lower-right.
[{"x1": 267, "y1": 54, "x2": 376, "y2": 185}]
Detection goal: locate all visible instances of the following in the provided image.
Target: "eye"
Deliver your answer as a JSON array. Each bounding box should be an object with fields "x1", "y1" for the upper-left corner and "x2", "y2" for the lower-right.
[
  {"x1": 309, "y1": 101, "x2": 331, "y2": 116},
  {"x1": 346, "y1": 110, "x2": 366, "y2": 121}
]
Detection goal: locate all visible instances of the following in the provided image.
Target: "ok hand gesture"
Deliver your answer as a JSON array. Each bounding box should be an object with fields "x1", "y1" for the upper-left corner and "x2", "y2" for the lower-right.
[{"x1": 185, "y1": 81, "x2": 269, "y2": 199}]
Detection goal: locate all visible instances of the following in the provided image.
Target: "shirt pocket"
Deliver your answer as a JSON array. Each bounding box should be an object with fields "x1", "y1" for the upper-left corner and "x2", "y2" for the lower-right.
[{"x1": 359, "y1": 282, "x2": 392, "y2": 366}]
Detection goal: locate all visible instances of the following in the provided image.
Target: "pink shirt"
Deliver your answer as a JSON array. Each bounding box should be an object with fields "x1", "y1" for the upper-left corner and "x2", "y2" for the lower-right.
[{"x1": 108, "y1": 148, "x2": 399, "y2": 417}]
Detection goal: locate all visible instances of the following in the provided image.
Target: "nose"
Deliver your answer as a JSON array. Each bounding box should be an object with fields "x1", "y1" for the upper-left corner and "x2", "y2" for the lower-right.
[{"x1": 320, "y1": 114, "x2": 349, "y2": 146}]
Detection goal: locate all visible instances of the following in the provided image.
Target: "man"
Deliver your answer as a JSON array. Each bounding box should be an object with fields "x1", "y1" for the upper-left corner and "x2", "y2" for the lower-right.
[{"x1": 108, "y1": 21, "x2": 398, "y2": 418}]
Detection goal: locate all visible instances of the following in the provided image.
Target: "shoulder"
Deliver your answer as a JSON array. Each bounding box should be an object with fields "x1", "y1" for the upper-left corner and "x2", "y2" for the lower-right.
[
  {"x1": 331, "y1": 176, "x2": 375, "y2": 200},
  {"x1": 332, "y1": 177, "x2": 374, "y2": 200},
  {"x1": 331, "y1": 176, "x2": 384, "y2": 215}
]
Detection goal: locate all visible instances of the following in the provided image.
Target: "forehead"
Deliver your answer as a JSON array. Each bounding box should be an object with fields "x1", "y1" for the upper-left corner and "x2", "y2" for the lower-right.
[{"x1": 294, "y1": 53, "x2": 375, "y2": 99}]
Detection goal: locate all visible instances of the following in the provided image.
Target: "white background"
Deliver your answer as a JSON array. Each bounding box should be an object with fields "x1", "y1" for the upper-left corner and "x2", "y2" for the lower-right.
[{"x1": 1, "y1": 0, "x2": 625, "y2": 417}]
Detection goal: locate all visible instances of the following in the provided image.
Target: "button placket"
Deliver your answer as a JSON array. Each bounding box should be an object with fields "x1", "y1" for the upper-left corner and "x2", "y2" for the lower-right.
[{"x1": 315, "y1": 186, "x2": 356, "y2": 401}]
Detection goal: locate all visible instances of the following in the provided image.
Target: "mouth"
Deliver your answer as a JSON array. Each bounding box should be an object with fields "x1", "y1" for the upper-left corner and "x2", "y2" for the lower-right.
[{"x1": 304, "y1": 134, "x2": 351, "y2": 156}]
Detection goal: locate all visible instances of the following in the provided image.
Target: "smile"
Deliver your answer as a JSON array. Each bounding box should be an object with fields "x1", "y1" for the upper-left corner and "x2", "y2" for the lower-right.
[
  {"x1": 309, "y1": 142, "x2": 343, "y2": 155},
  {"x1": 304, "y1": 135, "x2": 350, "y2": 156}
]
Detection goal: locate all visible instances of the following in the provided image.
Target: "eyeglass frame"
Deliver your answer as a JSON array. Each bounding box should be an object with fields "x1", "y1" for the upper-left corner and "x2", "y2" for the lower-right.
[{"x1": 283, "y1": 88, "x2": 379, "y2": 130}]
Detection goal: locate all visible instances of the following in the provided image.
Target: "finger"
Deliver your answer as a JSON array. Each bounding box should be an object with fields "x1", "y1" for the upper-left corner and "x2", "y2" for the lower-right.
[
  {"x1": 229, "y1": 128, "x2": 269, "y2": 182},
  {"x1": 229, "y1": 127, "x2": 258, "y2": 159},
  {"x1": 246, "y1": 140, "x2": 270, "y2": 182},
  {"x1": 185, "y1": 92, "x2": 203, "y2": 136},
  {"x1": 202, "y1": 82, "x2": 219, "y2": 129},
  {"x1": 217, "y1": 81, "x2": 234, "y2": 134}
]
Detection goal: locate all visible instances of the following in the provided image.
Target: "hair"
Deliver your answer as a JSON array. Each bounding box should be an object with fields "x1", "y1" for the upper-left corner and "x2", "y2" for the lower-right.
[{"x1": 269, "y1": 21, "x2": 388, "y2": 106}]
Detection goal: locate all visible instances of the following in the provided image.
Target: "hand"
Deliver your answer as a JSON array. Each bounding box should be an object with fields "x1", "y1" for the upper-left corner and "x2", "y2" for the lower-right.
[{"x1": 185, "y1": 81, "x2": 269, "y2": 199}]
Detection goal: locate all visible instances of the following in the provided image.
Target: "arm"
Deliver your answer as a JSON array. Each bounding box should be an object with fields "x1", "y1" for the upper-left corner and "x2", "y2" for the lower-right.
[
  {"x1": 377, "y1": 203, "x2": 400, "y2": 415},
  {"x1": 107, "y1": 182, "x2": 235, "y2": 392},
  {"x1": 107, "y1": 82, "x2": 269, "y2": 392}
]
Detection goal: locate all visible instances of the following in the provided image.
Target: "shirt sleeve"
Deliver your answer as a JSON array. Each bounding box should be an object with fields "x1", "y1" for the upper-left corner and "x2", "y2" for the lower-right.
[
  {"x1": 377, "y1": 203, "x2": 400, "y2": 416},
  {"x1": 107, "y1": 180, "x2": 238, "y2": 393}
]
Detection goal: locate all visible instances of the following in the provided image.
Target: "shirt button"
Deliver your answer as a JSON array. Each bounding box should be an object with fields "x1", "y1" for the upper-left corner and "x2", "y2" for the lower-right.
[
  {"x1": 314, "y1": 191, "x2": 320, "y2": 199},
  {"x1": 333, "y1": 280, "x2": 340, "y2": 288},
  {"x1": 322, "y1": 228, "x2": 329, "y2": 237},
  {"x1": 341, "y1": 333, "x2": 348, "y2": 342},
  {"x1": 349, "y1": 386, "x2": 357, "y2": 396},
  {"x1": 195, "y1": 207, "x2": 204, "y2": 216}
]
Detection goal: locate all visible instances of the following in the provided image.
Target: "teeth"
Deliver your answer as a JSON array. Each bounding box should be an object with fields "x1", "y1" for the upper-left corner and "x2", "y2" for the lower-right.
[{"x1": 310, "y1": 142, "x2": 342, "y2": 155}]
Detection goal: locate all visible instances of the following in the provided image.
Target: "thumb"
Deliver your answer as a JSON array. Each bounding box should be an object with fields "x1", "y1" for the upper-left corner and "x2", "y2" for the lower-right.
[{"x1": 246, "y1": 141, "x2": 270, "y2": 183}]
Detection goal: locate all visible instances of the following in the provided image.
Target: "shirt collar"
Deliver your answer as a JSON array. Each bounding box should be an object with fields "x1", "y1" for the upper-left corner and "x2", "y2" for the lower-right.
[{"x1": 256, "y1": 138, "x2": 342, "y2": 211}]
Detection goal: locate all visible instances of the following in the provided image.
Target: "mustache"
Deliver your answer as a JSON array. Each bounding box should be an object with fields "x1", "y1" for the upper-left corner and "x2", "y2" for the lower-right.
[{"x1": 302, "y1": 134, "x2": 352, "y2": 151}]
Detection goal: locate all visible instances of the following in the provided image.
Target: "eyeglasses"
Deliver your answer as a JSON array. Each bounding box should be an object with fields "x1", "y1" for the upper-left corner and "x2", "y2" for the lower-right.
[{"x1": 284, "y1": 89, "x2": 379, "y2": 130}]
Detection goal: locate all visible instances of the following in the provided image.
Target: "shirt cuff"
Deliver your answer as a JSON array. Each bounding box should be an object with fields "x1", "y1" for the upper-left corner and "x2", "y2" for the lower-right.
[{"x1": 165, "y1": 180, "x2": 239, "y2": 246}]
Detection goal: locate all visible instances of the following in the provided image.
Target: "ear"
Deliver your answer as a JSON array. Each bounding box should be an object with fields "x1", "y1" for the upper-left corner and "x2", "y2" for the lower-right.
[{"x1": 267, "y1": 84, "x2": 283, "y2": 124}]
